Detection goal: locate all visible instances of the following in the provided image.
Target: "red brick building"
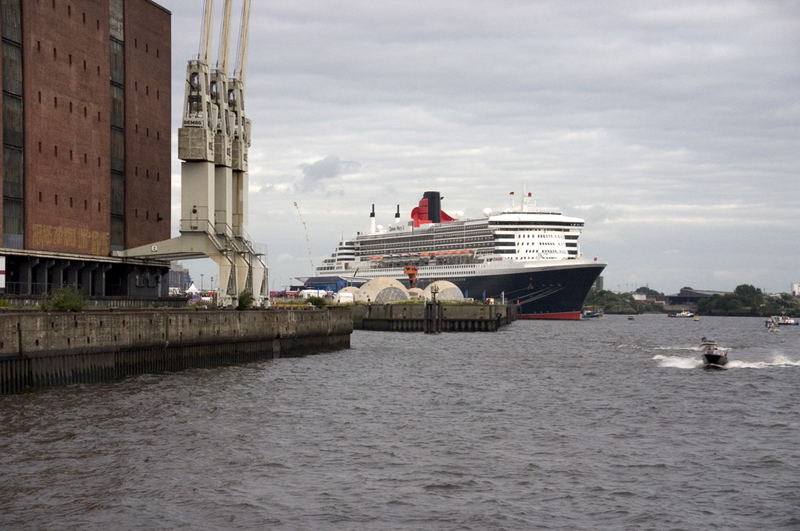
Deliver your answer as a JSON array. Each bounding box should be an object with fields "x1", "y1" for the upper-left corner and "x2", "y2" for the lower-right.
[{"x1": 0, "y1": 0, "x2": 172, "y2": 297}]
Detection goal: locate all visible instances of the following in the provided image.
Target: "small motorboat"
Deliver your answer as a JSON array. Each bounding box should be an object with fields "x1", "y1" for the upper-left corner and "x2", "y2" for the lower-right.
[
  {"x1": 669, "y1": 310, "x2": 695, "y2": 318},
  {"x1": 582, "y1": 309, "x2": 604, "y2": 319},
  {"x1": 699, "y1": 337, "x2": 729, "y2": 369},
  {"x1": 765, "y1": 315, "x2": 798, "y2": 327}
]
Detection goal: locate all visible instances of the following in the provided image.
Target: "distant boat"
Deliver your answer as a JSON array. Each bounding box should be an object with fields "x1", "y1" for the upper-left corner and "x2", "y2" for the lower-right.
[
  {"x1": 699, "y1": 337, "x2": 729, "y2": 370},
  {"x1": 582, "y1": 309, "x2": 604, "y2": 319},
  {"x1": 627, "y1": 315, "x2": 635, "y2": 320},
  {"x1": 669, "y1": 310, "x2": 695, "y2": 318},
  {"x1": 693, "y1": 316, "x2": 701, "y2": 321},
  {"x1": 765, "y1": 315, "x2": 798, "y2": 327}
]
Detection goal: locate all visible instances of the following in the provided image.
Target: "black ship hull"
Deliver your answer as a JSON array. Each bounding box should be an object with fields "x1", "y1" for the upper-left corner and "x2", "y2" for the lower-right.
[{"x1": 412, "y1": 262, "x2": 605, "y2": 320}]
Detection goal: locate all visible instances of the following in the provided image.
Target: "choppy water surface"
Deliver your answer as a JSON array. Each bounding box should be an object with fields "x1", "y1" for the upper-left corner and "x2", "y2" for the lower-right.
[{"x1": 1, "y1": 315, "x2": 798, "y2": 530}]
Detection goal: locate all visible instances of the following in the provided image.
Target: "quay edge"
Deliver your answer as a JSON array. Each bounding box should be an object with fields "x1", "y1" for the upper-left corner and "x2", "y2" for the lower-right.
[
  {"x1": 351, "y1": 303, "x2": 517, "y2": 332},
  {"x1": 0, "y1": 307, "x2": 352, "y2": 395}
]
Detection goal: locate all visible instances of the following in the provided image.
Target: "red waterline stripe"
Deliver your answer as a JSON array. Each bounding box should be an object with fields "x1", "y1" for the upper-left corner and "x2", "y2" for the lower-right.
[{"x1": 518, "y1": 311, "x2": 582, "y2": 320}]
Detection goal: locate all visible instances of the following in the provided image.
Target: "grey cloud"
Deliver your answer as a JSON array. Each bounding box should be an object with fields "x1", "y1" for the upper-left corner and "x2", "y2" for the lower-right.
[{"x1": 296, "y1": 155, "x2": 361, "y2": 191}]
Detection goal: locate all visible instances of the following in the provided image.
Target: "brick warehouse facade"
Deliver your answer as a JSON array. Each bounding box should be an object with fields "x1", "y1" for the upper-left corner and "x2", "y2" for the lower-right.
[{"x1": 0, "y1": 0, "x2": 172, "y2": 298}]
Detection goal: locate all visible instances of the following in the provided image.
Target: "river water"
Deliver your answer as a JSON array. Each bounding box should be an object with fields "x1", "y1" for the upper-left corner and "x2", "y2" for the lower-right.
[{"x1": 1, "y1": 314, "x2": 798, "y2": 530}]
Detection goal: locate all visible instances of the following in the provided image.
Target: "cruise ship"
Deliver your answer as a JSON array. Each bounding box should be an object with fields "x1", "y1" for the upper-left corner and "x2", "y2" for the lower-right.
[{"x1": 314, "y1": 191, "x2": 606, "y2": 319}]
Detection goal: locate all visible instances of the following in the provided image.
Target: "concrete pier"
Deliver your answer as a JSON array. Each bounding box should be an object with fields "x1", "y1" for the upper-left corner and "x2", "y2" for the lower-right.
[
  {"x1": 0, "y1": 307, "x2": 352, "y2": 394},
  {"x1": 351, "y1": 303, "x2": 516, "y2": 332}
]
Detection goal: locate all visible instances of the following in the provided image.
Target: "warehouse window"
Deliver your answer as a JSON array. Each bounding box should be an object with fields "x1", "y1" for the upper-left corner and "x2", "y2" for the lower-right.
[
  {"x1": 3, "y1": 147, "x2": 23, "y2": 199},
  {"x1": 2, "y1": 198, "x2": 23, "y2": 248},
  {"x1": 111, "y1": 85, "x2": 124, "y2": 128},
  {"x1": 110, "y1": 39, "x2": 124, "y2": 84},
  {"x1": 2, "y1": 95, "x2": 23, "y2": 147},
  {"x1": 2, "y1": 42, "x2": 22, "y2": 95},
  {"x1": 110, "y1": 128, "x2": 124, "y2": 172},
  {"x1": 111, "y1": 172, "x2": 124, "y2": 215},
  {"x1": 1, "y1": 1, "x2": 22, "y2": 42},
  {"x1": 111, "y1": 216, "x2": 124, "y2": 250}
]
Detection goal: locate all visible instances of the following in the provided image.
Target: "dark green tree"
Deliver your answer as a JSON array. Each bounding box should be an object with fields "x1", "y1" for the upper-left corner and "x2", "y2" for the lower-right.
[{"x1": 236, "y1": 291, "x2": 254, "y2": 310}]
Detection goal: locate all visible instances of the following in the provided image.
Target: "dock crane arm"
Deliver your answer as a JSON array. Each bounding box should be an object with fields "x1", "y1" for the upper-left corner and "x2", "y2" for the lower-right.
[
  {"x1": 217, "y1": 0, "x2": 232, "y2": 73},
  {"x1": 293, "y1": 202, "x2": 315, "y2": 271},
  {"x1": 199, "y1": 0, "x2": 214, "y2": 62},
  {"x1": 234, "y1": 0, "x2": 251, "y2": 85}
]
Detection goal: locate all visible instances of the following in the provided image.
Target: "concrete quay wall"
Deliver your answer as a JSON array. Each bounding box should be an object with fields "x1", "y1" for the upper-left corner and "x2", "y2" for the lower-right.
[
  {"x1": 352, "y1": 303, "x2": 516, "y2": 332},
  {"x1": 0, "y1": 308, "x2": 352, "y2": 394}
]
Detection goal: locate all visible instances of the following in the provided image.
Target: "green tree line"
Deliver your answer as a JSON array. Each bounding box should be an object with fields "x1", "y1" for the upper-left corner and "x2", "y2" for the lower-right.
[
  {"x1": 584, "y1": 284, "x2": 800, "y2": 316},
  {"x1": 698, "y1": 285, "x2": 800, "y2": 317}
]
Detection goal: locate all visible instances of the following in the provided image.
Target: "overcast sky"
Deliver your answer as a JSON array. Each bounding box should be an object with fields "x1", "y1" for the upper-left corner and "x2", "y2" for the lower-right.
[{"x1": 159, "y1": 0, "x2": 800, "y2": 294}]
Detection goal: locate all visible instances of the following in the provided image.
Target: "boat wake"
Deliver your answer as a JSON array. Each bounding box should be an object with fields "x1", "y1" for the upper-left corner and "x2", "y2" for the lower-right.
[
  {"x1": 653, "y1": 354, "x2": 800, "y2": 370},
  {"x1": 725, "y1": 355, "x2": 800, "y2": 369},
  {"x1": 652, "y1": 355, "x2": 703, "y2": 369}
]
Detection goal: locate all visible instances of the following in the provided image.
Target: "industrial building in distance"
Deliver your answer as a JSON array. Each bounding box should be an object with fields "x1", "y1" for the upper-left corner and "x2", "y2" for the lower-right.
[{"x1": 0, "y1": 0, "x2": 171, "y2": 297}]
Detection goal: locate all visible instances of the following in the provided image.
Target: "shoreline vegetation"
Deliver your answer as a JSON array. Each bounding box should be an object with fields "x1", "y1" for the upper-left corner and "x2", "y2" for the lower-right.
[
  {"x1": 1, "y1": 284, "x2": 796, "y2": 319},
  {"x1": 585, "y1": 284, "x2": 800, "y2": 317}
]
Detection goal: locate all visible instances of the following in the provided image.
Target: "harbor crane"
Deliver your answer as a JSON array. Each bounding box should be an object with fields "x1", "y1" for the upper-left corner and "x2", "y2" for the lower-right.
[
  {"x1": 113, "y1": 0, "x2": 266, "y2": 307},
  {"x1": 293, "y1": 202, "x2": 314, "y2": 271}
]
